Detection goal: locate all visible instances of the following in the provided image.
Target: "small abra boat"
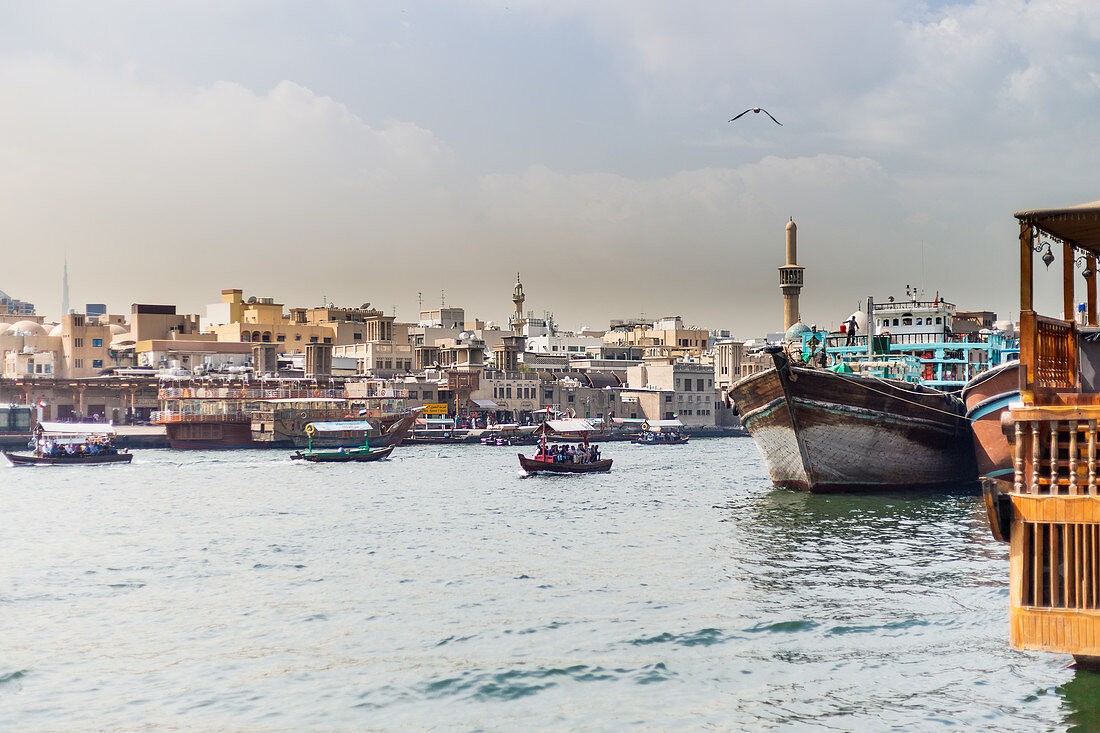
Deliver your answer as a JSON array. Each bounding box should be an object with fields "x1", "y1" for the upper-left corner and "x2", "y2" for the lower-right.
[
  {"x1": 519, "y1": 419, "x2": 612, "y2": 474},
  {"x1": 291, "y1": 420, "x2": 395, "y2": 463},
  {"x1": 631, "y1": 419, "x2": 689, "y2": 445},
  {"x1": 3, "y1": 422, "x2": 133, "y2": 466}
]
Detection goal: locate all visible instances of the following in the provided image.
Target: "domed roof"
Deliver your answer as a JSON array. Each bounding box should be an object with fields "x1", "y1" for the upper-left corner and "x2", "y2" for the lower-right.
[
  {"x1": 784, "y1": 321, "x2": 811, "y2": 340},
  {"x1": 8, "y1": 320, "x2": 47, "y2": 336},
  {"x1": 48, "y1": 323, "x2": 64, "y2": 337},
  {"x1": 847, "y1": 310, "x2": 868, "y2": 331},
  {"x1": 109, "y1": 324, "x2": 129, "y2": 335}
]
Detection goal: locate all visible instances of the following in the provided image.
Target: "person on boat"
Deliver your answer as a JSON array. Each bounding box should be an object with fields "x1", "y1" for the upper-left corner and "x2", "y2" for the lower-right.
[{"x1": 845, "y1": 315, "x2": 858, "y2": 346}]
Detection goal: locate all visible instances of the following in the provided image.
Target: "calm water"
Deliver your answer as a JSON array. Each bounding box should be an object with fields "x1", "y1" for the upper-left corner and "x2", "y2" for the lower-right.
[{"x1": 0, "y1": 438, "x2": 1095, "y2": 730}]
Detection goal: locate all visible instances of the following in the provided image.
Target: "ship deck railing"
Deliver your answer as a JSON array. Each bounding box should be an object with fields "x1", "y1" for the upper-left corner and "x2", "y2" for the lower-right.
[{"x1": 151, "y1": 410, "x2": 251, "y2": 424}]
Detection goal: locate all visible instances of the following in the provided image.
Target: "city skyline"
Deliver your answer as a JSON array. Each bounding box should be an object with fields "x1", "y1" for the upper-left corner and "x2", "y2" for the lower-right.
[{"x1": 2, "y1": 1, "x2": 1097, "y2": 336}]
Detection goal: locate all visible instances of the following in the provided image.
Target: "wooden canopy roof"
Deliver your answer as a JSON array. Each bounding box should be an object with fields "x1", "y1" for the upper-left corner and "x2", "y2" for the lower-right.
[{"x1": 1016, "y1": 201, "x2": 1100, "y2": 253}]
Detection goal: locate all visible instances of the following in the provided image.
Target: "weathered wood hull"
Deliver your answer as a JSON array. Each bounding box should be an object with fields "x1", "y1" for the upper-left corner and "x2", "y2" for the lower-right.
[
  {"x1": 730, "y1": 356, "x2": 976, "y2": 492},
  {"x1": 4, "y1": 451, "x2": 133, "y2": 466},
  {"x1": 518, "y1": 454, "x2": 612, "y2": 474},
  {"x1": 962, "y1": 360, "x2": 1020, "y2": 480}
]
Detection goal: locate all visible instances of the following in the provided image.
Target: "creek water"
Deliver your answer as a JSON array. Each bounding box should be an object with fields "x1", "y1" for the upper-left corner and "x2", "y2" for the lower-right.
[{"x1": 0, "y1": 439, "x2": 1093, "y2": 730}]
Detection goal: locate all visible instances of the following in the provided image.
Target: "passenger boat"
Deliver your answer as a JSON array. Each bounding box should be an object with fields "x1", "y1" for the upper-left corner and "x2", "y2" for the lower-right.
[
  {"x1": 3, "y1": 422, "x2": 133, "y2": 466},
  {"x1": 962, "y1": 359, "x2": 1021, "y2": 480},
  {"x1": 730, "y1": 346, "x2": 976, "y2": 492},
  {"x1": 982, "y1": 200, "x2": 1100, "y2": 669},
  {"x1": 480, "y1": 423, "x2": 538, "y2": 446},
  {"x1": 404, "y1": 417, "x2": 466, "y2": 444},
  {"x1": 519, "y1": 418, "x2": 612, "y2": 474},
  {"x1": 631, "y1": 419, "x2": 689, "y2": 445},
  {"x1": 290, "y1": 420, "x2": 395, "y2": 463}
]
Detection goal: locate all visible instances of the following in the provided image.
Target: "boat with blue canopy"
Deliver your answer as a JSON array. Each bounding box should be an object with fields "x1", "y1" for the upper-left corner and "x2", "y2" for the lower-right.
[{"x1": 290, "y1": 420, "x2": 394, "y2": 463}]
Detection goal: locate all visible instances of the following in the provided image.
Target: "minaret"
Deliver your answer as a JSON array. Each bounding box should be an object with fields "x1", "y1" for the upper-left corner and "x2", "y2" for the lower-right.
[
  {"x1": 61, "y1": 254, "x2": 70, "y2": 317},
  {"x1": 779, "y1": 218, "x2": 804, "y2": 331},
  {"x1": 497, "y1": 273, "x2": 527, "y2": 373},
  {"x1": 510, "y1": 272, "x2": 525, "y2": 336}
]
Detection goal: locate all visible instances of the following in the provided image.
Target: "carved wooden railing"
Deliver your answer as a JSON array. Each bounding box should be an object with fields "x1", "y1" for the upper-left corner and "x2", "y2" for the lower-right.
[{"x1": 1020, "y1": 312, "x2": 1077, "y2": 397}]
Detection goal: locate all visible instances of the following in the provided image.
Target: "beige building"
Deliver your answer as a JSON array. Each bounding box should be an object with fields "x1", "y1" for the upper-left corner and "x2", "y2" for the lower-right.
[
  {"x1": 624, "y1": 357, "x2": 719, "y2": 426},
  {"x1": 714, "y1": 339, "x2": 745, "y2": 391},
  {"x1": 604, "y1": 316, "x2": 710, "y2": 359}
]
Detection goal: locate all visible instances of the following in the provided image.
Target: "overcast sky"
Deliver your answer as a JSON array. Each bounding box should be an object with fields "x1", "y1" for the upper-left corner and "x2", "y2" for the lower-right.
[{"x1": 1, "y1": 0, "x2": 1098, "y2": 336}]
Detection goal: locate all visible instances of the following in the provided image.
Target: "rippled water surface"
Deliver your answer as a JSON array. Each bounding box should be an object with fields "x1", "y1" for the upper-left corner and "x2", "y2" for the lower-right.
[{"x1": 0, "y1": 439, "x2": 1094, "y2": 730}]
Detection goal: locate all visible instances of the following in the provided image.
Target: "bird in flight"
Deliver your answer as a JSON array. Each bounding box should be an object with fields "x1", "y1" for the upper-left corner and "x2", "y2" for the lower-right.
[{"x1": 729, "y1": 107, "x2": 782, "y2": 126}]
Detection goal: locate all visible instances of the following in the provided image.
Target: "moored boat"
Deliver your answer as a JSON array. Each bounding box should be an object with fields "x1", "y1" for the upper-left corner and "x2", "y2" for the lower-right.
[
  {"x1": 730, "y1": 347, "x2": 976, "y2": 492},
  {"x1": 3, "y1": 422, "x2": 133, "y2": 466},
  {"x1": 962, "y1": 359, "x2": 1021, "y2": 480},
  {"x1": 519, "y1": 418, "x2": 612, "y2": 474}
]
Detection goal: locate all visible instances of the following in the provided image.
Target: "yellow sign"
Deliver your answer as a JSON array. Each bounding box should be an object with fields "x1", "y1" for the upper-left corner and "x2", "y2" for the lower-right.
[{"x1": 422, "y1": 403, "x2": 449, "y2": 415}]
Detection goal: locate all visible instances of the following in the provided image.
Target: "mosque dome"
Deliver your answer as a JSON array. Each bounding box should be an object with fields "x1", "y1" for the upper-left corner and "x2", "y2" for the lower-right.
[
  {"x1": 109, "y1": 324, "x2": 129, "y2": 336},
  {"x1": 784, "y1": 321, "x2": 811, "y2": 340},
  {"x1": 48, "y1": 323, "x2": 64, "y2": 337},
  {"x1": 847, "y1": 310, "x2": 869, "y2": 332},
  {"x1": 8, "y1": 320, "x2": 46, "y2": 336}
]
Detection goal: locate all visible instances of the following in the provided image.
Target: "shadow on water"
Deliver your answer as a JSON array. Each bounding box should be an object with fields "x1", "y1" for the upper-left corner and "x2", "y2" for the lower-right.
[{"x1": 1059, "y1": 670, "x2": 1100, "y2": 733}]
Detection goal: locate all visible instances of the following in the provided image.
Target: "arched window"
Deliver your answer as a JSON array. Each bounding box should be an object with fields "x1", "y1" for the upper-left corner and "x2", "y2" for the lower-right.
[
  {"x1": 916, "y1": 318, "x2": 923, "y2": 325},
  {"x1": 935, "y1": 317, "x2": 942, "y2": 324},
  {"x1": 241, "y1": 332, "x2": 251, "y2": 342},
  {"x1": 893, "y1": 318, "x2": 900, "y2": 326}
]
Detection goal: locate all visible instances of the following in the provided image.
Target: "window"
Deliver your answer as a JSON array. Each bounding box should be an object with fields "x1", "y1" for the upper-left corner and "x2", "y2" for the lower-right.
[
  {"x1": 323, "y1": 337, "x2": 332, "y2": 344},
  {"x1": 34, "y1": 364, "x2": 41, "y2": 373},
  {"x1": 684, "y1": 379, "x2": 692, "y2": 391},
  {"x1": 92, "y1": 339, "x2": 103, "y2": 347},
  {"x1": 74, "y1": 359, "x2": 83, "y2": 368},
  {"x1": 567, "y1": 394, "x2": 574, "y2": 402},
  {"x1": 44, "y1": 364, "x2": 51, "y2": 373},
  {"x1": 277, "y1": 335, "x2": 286, "y2": 342},
  {"x1": 310, "y1": 336, "x2": 319, "y2": 343},
  {"x1": 664, "y1": 395, "x2": 672, "y2": 403},
  {"x1": 92, "y1": 359, "x2": 103, "y2": 369},
  {"x1": 916, "y1": 318, "x2": 923, "y2": 325},
  {"x1": 545, "y1": 390, "x2": 554, "y2": 399},
  {"x1": 893, "y1": 319, "x2": 899, "y2": 326},
  {"x1": 902, "y1": 318, "x2": 912, "y2": 326},
  {"x1": 697, "y1": 379, "x2": 704, "y2": 391},
  {"x1": 708, "y1": 379, "x2": 713, "y2": 388},
  {"x1": 506, "y1": 387, "x2": 512, "y2": 398},
  {"x1": 74, "y1": 338, "x2": 84, "y2": 347},
  {"x1": 423, "y1": 392, "x2": 434, "y2": 401},
  {"x1": 935, "y1": 317, "x2": 942, "y2": 324},
  {"x1": 354, "y1": 333, "x2": 363, "y2": 340},
  {"x1": 295, "y1": 335, "x2": 302, "y2": 341}
]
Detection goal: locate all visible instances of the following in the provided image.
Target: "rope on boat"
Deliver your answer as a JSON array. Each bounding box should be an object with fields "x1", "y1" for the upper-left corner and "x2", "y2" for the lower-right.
[{"x1": 817, "y1": 368, "x2": 977, "y2": 423}]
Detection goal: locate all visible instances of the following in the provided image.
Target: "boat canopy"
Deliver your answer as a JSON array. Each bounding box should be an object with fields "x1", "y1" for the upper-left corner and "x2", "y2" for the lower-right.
[
  {"x1": 541, "y1": 418, "x2": 597, "y2": 434},
  {"x1": 1016, "y1": 201, "x2": 1100, "y2": 252},
  {"x1": 304, "y1": 420, "x2": 373, "y2": 434},
  {"x1": 642, "y1": 419, "x2": 684, "y2": 431},
  {"x1": 37, "y1": 422, "x2": 116, "y2": 435}
]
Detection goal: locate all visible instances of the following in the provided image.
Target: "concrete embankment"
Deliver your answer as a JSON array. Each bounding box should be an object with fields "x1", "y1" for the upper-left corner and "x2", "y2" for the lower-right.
[{"x1": 0, "y1": 425, "x2": 170, "y2": 450}]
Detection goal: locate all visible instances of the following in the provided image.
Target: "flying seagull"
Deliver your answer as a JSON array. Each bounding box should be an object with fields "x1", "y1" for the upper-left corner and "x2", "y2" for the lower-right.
[{"x1": 729, "y1": 107, "x2": 782, "y2": 126}]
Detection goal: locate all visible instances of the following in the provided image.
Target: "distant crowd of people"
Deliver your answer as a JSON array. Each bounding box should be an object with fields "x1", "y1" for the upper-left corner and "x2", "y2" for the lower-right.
[
  {"x1": 536, "y1": 443, "x2": 601, "y2": 464},
  {"x1": 38, "y1": 436, "x2": 118, "y2": 458}
]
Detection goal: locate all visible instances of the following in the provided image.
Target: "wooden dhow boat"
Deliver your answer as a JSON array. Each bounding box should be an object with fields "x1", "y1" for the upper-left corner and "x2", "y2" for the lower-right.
[
  {"x1": 3, "y1": 422, "x2": 133, "y2": 466},
  {"x1": 290, "y1": 420, "x2": 395, "y2": 463},
  {"x1": 519, "y1": 419, "x2": 612, "y2": 474},
  {"x1": 729, "y1": 347, "x2": 976, "y2": 492},
  {"x1": 962, "y1": 359, "x2": 1021, "y2": 481}
]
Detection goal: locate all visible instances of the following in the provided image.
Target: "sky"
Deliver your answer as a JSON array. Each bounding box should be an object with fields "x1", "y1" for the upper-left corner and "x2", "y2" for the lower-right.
[{"x1": 1, "y1": 0, "x2": 1098, "y2": 337}]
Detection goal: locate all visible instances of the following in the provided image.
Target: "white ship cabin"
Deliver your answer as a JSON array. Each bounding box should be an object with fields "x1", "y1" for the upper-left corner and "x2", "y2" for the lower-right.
[{"x1": 873, "y1": 296, "x2": 954, "y2": 343}]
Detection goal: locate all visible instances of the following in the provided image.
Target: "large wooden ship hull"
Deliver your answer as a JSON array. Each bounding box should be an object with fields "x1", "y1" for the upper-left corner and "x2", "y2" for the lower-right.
[
  {"x1": 962, "y1": 359, "x2": 1020, "y2": 480},
  {"x1": 165, "y1": 421, "x2": 255, "y2": 449},
  {"x1": 518, "y1": 454, "x2": 612, "y2": 474},
  {"x1": 730, "y1": 352, "x2": 977, "y2": 492}
]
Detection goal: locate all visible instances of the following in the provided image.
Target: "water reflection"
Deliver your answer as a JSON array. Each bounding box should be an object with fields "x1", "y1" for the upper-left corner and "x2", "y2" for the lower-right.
[{"x1": 1058, "y1": 670, "x2": 1100, "y2": 732}]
